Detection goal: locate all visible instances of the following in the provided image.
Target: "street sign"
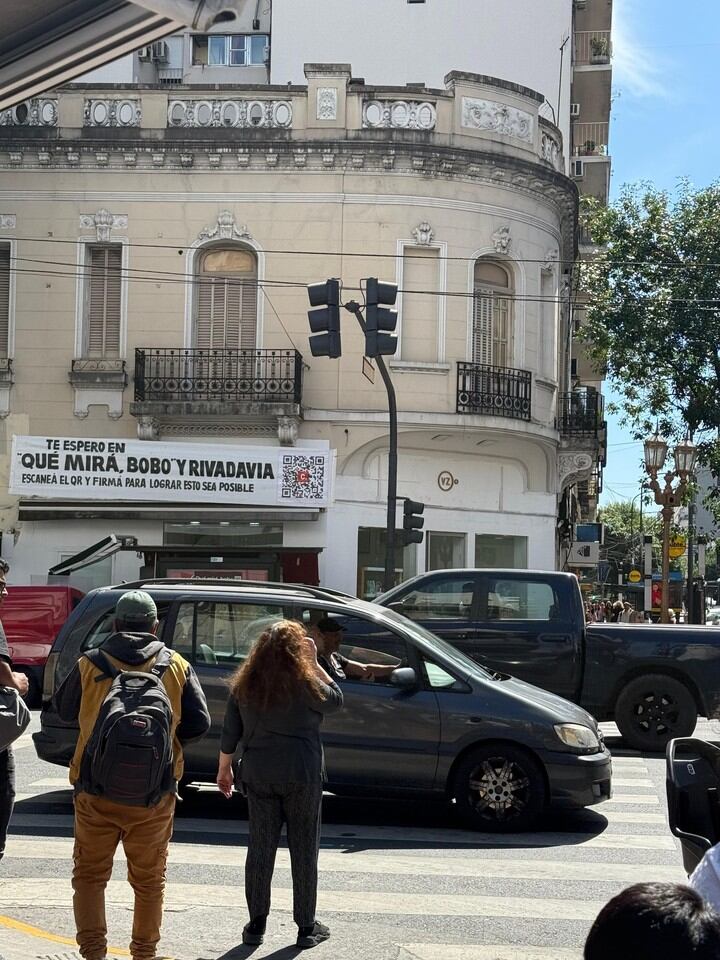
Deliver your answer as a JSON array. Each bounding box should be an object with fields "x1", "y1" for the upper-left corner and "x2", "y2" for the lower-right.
[
  {"x1": 362, "y1": 356, "x2": 375, "y2": 383},
  {"x1": 628, "y1": 569, "x2": 642, "y2": 583},
  {"x1": 669, "y1": 536, "x2": 686, "y2": 559},
  {"x1": 567, "y1": 541, "x2": 599, "y2": 567}
]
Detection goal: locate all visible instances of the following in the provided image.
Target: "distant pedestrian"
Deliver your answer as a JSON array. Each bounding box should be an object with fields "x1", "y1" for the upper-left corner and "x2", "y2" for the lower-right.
[
  {"x1": 611, "y1": 600, "x2": 624, "y2": 622},
  {"x1": 54, "y1": 590, "x2": 211, "y2": 960},
  {"x1": 0, "y1": 558, "x2": 29, "y2": 863},
  {"x1": 605, "y1": 600, "x2": 613, "y2": 622},
  {"x1": 584, "y1": 882, "x2": 720, "y2": 959},
  {"x1": 620, "y1": 602, "x2": 634, "y2": 623},
  {"x1": 217, "y1": 620, "x2": 343, "y2": 949}
]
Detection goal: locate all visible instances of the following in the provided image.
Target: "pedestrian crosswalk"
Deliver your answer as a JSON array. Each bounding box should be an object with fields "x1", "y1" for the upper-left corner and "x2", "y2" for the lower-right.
[{"x1": 1, "y1": 736, "x2": 688, "y2": 960}]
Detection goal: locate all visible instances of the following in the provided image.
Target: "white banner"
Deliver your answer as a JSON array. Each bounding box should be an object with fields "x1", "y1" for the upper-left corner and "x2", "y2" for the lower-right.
[{"x1": 9, "y1": 436, "x2": 332, "y2": 508}]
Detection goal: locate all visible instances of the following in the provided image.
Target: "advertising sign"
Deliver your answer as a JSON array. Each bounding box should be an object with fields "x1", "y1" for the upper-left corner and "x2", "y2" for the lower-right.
[{"x1": 9, "y1": 436, "x2": 333, "y2": 508}]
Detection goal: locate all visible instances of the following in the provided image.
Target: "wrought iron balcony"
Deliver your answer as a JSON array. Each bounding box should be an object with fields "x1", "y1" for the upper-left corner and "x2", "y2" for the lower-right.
[
  {"x1": 456, "y1": 361, "x2": 532, "y2": 421},
  {"x1": 134, "y1": 348, "x2": 302, "y2": 404},
  {"x1": 557, "y1": 389, "x2": 604, "y2": 438}
]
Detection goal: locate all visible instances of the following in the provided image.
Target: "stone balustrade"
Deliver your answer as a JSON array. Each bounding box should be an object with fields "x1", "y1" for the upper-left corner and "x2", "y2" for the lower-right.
[{"x1": 0, "y1": 66, "x2": 567, "y2": 176}]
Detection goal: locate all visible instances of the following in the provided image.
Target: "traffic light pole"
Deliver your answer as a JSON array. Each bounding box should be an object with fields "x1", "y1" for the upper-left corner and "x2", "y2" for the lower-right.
[{"x1": 345, "y1": 301, "x2": 398, "y2": 592}]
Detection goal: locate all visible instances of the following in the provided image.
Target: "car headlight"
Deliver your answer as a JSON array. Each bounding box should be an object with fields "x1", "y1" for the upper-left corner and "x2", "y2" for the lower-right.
[{"x1": 554, "y1": 723, "x2": 600, "y2": 752}]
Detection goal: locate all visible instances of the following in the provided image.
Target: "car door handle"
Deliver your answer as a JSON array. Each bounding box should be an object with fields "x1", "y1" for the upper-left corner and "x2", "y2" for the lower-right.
[{"x1": 538, "y1": 634, "x2": 572, "y2": 644}]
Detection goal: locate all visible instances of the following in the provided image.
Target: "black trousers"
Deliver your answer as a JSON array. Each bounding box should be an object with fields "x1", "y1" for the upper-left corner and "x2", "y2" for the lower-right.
[
  {"x1": 0, "y1": 746, "x2": 15, "y2": 859},
  {"x1": 245, "y1": 781, "x2": 323, "y2": 927}
]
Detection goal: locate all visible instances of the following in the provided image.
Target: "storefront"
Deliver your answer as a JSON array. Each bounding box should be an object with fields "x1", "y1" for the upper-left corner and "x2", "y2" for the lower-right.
[{"x1": 7, "y1": 435, "x2": 333, "y2": 590}]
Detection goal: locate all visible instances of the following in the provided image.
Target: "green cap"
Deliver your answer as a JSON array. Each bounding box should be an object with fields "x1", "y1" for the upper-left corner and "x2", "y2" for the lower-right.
[{"x1": 115, "y1": 589, "x2": 157, "y2": 626}]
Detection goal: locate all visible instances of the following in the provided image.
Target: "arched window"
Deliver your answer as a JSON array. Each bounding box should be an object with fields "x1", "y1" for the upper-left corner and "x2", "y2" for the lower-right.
[
  {"x1": 473, "y1": 259, "x2": 513, "y2": 367},
  {"x1": 195, "y1": 246, "x2": 257, "y2": 350}
]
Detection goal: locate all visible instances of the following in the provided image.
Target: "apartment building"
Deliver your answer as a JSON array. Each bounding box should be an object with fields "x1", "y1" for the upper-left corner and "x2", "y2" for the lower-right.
[{"x1": 0, "y1": 0, "x2": 609, "y2": 595}]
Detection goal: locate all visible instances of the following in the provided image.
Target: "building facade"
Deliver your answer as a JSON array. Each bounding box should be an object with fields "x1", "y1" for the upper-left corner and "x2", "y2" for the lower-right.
[{"x1": 0, "y1": 0, "x2": 611, "y2": 595}]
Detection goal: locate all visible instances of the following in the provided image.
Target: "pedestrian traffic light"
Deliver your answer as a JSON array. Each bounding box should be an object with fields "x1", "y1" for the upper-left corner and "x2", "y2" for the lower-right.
[
  {"x1": 365, "y1": 277, "x2": 398, "y2": 357},
  {"x1": 402, "y1": 498, "x2": 425, "y2": 545},
  {"x1": 307, "y1": 279, "x2": 341, "y2": 358}
]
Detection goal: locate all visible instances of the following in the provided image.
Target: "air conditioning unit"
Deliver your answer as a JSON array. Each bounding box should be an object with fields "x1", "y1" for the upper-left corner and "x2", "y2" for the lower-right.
[
  {"x1": 572, "y1": 160, "x2": 585, "y2": 178},
  {"x1": 570, "y1": 102, "x2": 581, "y2": 118},
  {"x1": 151, "y1": 40, "x2": 169, "y2": 62},
  {"x1": 137, "y1": 45, "x2": 152, "y2": 61}
]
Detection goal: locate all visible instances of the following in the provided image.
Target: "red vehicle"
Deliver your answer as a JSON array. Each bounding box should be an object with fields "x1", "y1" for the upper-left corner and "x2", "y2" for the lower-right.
[{"x1": 2, "y1": 586, "x2": 84, "y2": 703}]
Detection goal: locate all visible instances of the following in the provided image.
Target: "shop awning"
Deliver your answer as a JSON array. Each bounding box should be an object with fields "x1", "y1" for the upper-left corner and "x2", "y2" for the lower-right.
[
  {"x1": 0, "y1": 1, "x2": 246, "y2": 111},
  {"x1": 48, "y1": 533, "x2": 138, "y2": 576}
]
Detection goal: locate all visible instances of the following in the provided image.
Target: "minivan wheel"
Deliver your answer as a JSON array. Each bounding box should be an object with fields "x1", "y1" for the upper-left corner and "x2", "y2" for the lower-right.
[
  {"x1": 452, "y1": 744, "x2": 546, "y2": 832},
  {"x1": 615, "y1": 673, "x2": 696, "y2": 752}
]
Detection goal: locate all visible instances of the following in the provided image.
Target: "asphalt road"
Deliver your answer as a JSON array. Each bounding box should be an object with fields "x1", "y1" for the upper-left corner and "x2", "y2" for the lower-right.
[{"x1": 1, "y1": 715, "x2": 706, "y2": 960}]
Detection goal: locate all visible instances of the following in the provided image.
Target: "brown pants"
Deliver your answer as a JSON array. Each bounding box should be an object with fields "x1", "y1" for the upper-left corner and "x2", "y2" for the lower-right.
[{"x1": 72, "y1": 791, "x2": 175, "y2": 960}]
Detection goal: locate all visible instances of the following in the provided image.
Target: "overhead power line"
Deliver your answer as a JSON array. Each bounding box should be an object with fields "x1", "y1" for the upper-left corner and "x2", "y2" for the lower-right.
[
  {"x1": 7, "y1": 258, "x2": 720, "y2": 307},
  {"x1": 10, "y1": 233, "x2": 720, "y2": 271}
]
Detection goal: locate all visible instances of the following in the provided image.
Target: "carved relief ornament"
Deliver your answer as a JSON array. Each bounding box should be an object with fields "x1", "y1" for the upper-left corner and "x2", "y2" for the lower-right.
[
  {"x1": 198, "y1": 210, "x2": 252, "y2": 242},
  {"x1": 79, "y1": 209, "x2": 128, "y2": 242},
  {"x1": 492, "y1": 226, "x2": 512, "y2": 255},
  {"x1": 411, "y1": 221, "x2": 435, "y2": 246}
]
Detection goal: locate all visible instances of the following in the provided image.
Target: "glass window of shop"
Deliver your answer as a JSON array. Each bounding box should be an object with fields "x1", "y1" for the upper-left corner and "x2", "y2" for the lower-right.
[
  {"x1": 475, "y1": 534, "x2": 528, "y2": 569},
  {"x1": 357, "y1": 527, "x2": 417, "y2": 600},
  {"x1": 163, "y1": 521, "x2": 282, "y2": 547},
  {"x1": 426, "y1": 532, "x2": 466, "y2": 571}
]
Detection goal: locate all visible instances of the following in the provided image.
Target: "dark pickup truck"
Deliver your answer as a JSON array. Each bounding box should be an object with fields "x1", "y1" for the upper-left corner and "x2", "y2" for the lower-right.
[{"x1": 376, "y1": 569, "x2": 720, "y2": 752}]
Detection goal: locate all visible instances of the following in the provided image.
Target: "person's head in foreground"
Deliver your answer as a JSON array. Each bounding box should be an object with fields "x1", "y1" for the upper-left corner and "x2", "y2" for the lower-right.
[{"x1": 584, "y1": 882, "x2": 720, "y2": 960}]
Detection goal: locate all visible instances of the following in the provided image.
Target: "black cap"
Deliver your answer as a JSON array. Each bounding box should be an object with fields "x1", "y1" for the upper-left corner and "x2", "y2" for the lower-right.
[{"x1": 317, "y1": 617, "x2": 345, "y2": 633}]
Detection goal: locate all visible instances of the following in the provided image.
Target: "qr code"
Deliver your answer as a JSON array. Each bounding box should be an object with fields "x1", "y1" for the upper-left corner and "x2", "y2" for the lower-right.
[{"x1": 280, "y1": 454, "x2": 326, "y2": 501}]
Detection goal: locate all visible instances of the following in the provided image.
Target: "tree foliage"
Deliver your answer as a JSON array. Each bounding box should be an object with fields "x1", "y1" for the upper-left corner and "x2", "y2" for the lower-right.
[
  {"x1": 580, "y1": 181, "x2": 720, "y2": 515},
  {"x1": 598, "y1": 499, "x2": 663, "y2": 568}
]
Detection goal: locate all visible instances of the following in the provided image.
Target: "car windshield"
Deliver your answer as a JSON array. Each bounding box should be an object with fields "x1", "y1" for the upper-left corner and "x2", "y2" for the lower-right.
[{"x1": 349, "y1": 599, "x2": 495, "y2": 681}]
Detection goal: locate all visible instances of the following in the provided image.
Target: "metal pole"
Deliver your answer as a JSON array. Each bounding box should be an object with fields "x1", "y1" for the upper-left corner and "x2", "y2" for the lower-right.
[
  {"x1": 661, "y1": 505, "x2": 672, "y2": 624},
  {"x1": 643, "y1": 534, "x2": 653, "y2": 614},
  {"x1": 376, "y1": 354, "x2": 398, "y2": 593},
  {"x1": 345, "y1": 301, "x2": 398, "y2": 592},
  {"x1": 687, "y1": 499, "x2": 695, "y2": 624}
]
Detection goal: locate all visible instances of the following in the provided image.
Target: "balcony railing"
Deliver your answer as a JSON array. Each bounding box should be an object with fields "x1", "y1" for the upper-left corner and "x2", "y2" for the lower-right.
[
  {"x1": 572, "y1": 122, "x2": 609, "y2": 156},
  {"x1": 456, "y1": 362, "x2": 532, "y2": 420},
  {"x1": 557, "y1": 389, "x2": 604, "y2": 438},
  {"x1": 573, "y1": 30, "x2": 612, "y2": 65},
  {"x1": 134, "y1": 348, "x2": 303, "y2": 404}
]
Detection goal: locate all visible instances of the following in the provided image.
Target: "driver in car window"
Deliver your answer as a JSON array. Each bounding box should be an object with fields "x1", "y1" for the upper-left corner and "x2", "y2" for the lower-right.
[{"x1": 312, "y1": 617, "x2": 398, "y2": 683}]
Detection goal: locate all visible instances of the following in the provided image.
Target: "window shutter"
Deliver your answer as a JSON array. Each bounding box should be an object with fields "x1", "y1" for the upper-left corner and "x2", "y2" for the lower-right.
[
  {"x1": 239, "y1": 279, "x2": 257, "y2": 351},
  {"x1": 194, "y1": 250, "x2": 258, "y2": 356},
  {"x1": 493, "y1": 295, "x2": 511, "y2": 368},
  {"x1": 86, "y1": 246, "x2": 121, "y2": 357},
  {"x1": 0, "y1": 247, "x2": 9, "y2": 358},
  {"x1": 472, "y1": 287, "x2": 494, "y2": 365}
]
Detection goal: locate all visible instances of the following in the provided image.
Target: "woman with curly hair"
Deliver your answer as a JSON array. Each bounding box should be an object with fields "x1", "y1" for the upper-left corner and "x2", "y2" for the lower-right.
[{"x1": 216, "y1": 619, "x2": 342, "y2": 950}]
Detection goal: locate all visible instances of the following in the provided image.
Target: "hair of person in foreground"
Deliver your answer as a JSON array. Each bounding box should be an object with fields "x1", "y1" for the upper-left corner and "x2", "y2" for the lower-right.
[
  {"x1": 227, "y1": 619, "x2": 328, "y2": 712},
  {"x1": 584, "y1": 882, "x2": 720, "y2": 960}
]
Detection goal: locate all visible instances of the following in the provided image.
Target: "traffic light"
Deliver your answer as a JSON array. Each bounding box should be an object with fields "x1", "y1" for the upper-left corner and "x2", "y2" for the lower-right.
[
  {"x1": 365, "y1": 277, "x2": 398, "y2": 357},
  {"x1": 402, "y1": 498, "x2": 425, "y2": 545},
  {"x1": 307, "y1": 279, "x2": 341, "y2": 358}
]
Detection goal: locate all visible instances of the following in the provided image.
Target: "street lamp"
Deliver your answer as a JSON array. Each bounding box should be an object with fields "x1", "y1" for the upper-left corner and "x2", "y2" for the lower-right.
[{"x1": 642, "y1": 434, "x2": 697, "y2": 623}]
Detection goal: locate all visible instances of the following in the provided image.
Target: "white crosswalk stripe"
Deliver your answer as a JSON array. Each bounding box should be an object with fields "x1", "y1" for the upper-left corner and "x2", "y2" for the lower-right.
[{"x1": 2, "y1": 742, "x2": 688, "y2": 960}]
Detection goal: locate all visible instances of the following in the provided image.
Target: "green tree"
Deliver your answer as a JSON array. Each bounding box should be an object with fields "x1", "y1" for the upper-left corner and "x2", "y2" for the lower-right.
[
  {"x1": 580, "y1": 181, "x2": 720, "y2": 517},
  {"x1": 598, "y1": 500, "x2": 663, "y2": 573}
]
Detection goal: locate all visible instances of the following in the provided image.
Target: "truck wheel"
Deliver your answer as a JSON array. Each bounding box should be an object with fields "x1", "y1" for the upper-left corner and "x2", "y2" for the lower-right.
[
  {"x1": 452, "y1": 744, "x2": 546, "y2": 832},
  {"x1": 615, "y1": 674, "x2": 696, "y2": 752}
]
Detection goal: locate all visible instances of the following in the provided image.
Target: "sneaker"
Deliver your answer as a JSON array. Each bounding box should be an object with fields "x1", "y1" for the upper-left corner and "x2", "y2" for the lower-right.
[
  {"x1": 242, "y1": 916, "x2": 267, "y2": 946},
  {"x1": 296, "y1": 921, "x2": 331, "y2": 949}
]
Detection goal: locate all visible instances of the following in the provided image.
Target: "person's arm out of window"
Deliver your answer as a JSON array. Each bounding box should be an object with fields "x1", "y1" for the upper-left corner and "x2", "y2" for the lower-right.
[{"x1": 176, "y1": 664, "x2": 211, "y2": 744}]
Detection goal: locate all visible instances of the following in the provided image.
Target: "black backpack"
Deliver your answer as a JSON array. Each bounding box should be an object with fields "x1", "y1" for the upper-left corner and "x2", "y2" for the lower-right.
[{"x1": 80, "y1": 646, "x2": 176, "y2": 807}]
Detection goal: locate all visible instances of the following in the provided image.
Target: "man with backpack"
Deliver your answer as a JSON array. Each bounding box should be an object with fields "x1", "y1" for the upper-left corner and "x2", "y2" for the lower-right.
[{"x1": 54, "y1": 589, "x2": 210, "y2": 960}]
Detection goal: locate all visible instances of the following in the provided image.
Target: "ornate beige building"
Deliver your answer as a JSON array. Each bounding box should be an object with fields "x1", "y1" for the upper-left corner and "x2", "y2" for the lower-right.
[{"x1": 0, "y1": 62, "x2": 604, "y2": 594}]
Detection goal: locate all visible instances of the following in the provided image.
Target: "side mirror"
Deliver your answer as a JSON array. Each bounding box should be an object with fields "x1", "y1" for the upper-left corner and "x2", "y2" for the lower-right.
[{"x1": 390, "y1": 667, "x2": 417, "y2": 689}]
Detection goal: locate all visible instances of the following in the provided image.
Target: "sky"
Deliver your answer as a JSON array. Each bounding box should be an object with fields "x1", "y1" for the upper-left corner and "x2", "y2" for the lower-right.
[{"x1": 598, "y1": 0, "x2": 720, "y2": 504}]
